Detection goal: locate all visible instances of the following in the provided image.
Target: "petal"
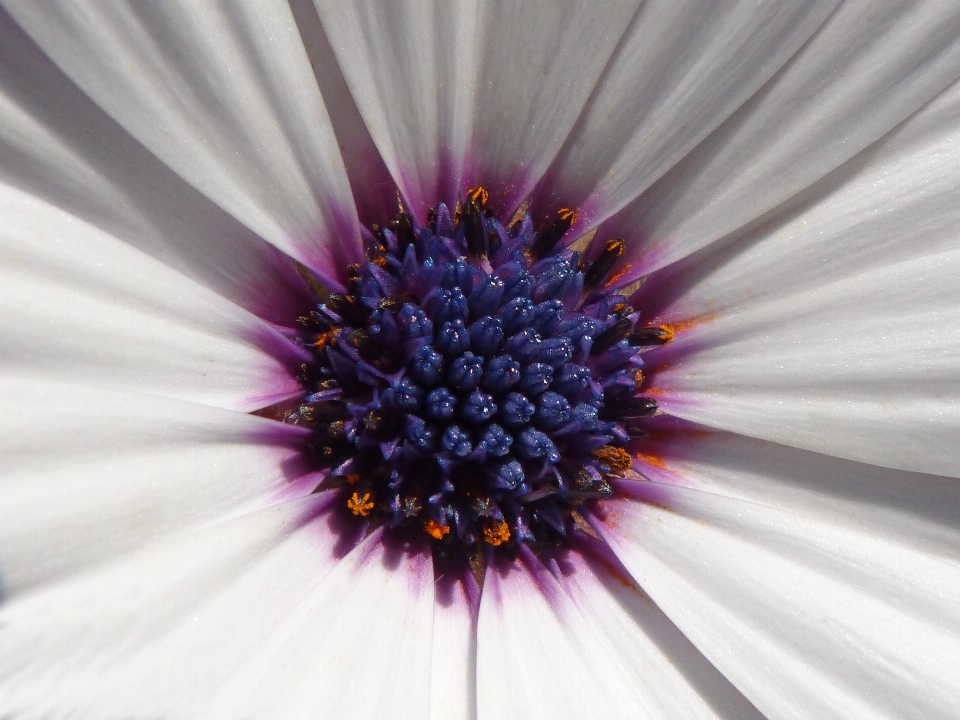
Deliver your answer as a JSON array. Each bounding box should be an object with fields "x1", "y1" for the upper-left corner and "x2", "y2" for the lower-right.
[
  {"x1": 609, "y1": 0, "x2": 960, "y2": 275},
  {"x1": 1, "y1": 183, "x2": 303, "y2": 409},
  {"x1": 432, "y1": 560, "x2": 480, "y2": 720},
  {"x1": 535, "y1": 0, "x2": 837, "y2": 223},
  {"x1": 6, "y1": 0, "x2": 363, "y2": 280},
  {"x1": 637, "y1": 82, "x2": 960, "y2": 475},
  {"x1": 315, "y1": 0, "x2": 639, "y2": 216},
  {"x1": 0, "y1": 375, "x2": 308, "y2": 596},
  {"x1": 205, "y1": 528, "x2": 435, "y2": 719},
  {"x1": 0, "y1": 493, "x2": 346, "y2": 718},
  {"x1": 594, "y1": 457, "x2": 960, "y2": 720},
  {"x1": 287, "y1": 0, "x2": 396, "y2": 225},
  {"x1": 0, "y1": 15, "x2": 312, "y2": 322},
  {"x1": 476, "y1": 547, "x2": 761, "y2": 720},
  {"x1": 650, "y1": 249, "x2": 960, "y2": 475}
]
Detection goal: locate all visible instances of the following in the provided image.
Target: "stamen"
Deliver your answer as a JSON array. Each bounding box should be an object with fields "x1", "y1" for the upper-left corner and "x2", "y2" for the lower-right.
[
  {"x1": 483, "y1": 519, "x2": 511, "y2": 546},
  {"x1": 348, "y1": 492, "x2": 375, "y2": 517}
]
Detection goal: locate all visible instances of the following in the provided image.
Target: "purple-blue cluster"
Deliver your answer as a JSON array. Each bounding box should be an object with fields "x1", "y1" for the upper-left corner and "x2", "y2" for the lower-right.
[{"x1": 291, "y1": 191, "x2": 664, "y2": 552}]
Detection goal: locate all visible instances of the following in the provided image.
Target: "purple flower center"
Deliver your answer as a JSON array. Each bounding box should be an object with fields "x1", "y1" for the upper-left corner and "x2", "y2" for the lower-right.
[{"x1": 289, "y1": 188, "x2": 668, "y2": 554}]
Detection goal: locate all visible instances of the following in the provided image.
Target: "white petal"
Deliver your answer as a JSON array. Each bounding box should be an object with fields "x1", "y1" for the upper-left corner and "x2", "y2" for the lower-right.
[
  {"x1": 1, "y1": 183, "x2": 303, "y2": 409},
  {"x1": 536, "y1": 0, "x2": 837, "y2": 224},
  {"x1": 593, "y1": 468, "x2": 960, "y2": 720},
  {"x1": 0, "y1": 17, "x2": 313, "y2": 321},
  {"x1": 632, "y1": 429, "x2": 960, "y2": 565},
  {"x1": 315, "y1": 0, "x2": 639, "y2": 216},
  {"x1": 206, "y1": 528, "x2": 435, "y2": 719},
  {"x1": 432, "y1": 563, "x2": 480, "y2": 720},
  {"x1": 458, "y1": 1, "x2": 640, "y2": 213},
  {"x1": 0, "y1": 493, "x2": 345, "y2": 719},
  {"x1": 7, "y1": 0, "x2": 363, "y2": 279},
  {"x1": 636, "y1": 83, "x2": 960, "y2": 475},
  {"x1": 648, "y1": 249, "x2": 960, "y2": 475},
  {"x1": 477, "y1": 547, "x2": 759, "y2": 720},
  {"x1": 286, "y1": 0, "x2": 396, "y2": 224},
  {"x1": 0, "y1": 375, "x2": 308, "y2": 596},
  {"x1": 608, "y1": 0, "x2": 960, "y2": 275}
]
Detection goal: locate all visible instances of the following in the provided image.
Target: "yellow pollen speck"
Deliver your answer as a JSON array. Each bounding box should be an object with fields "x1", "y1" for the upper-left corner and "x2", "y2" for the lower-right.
[
  {"x1": 483, "y1": 519, "x2": 511, "y2": 546},
  {"x1": 467, "y1": 186, "x2": 489, "y2": 206},
  {"x1": 423, "y1": 520, "x2": 450, "y2": 539},
  {"x1": 558, "y1": 207, "x2": 577, "y2": 225},
  {"x1": 347, "y1": 491, "x2": 374, "y2": 517},
  {"x1": 656, "y1": 324, "x2": 675, "y2": 343},
  {"x1": 592, "y1": 446, "x2": 633, "y2": 473}
]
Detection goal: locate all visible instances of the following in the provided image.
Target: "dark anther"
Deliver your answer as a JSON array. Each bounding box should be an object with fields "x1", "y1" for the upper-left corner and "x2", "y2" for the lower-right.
[
  {"x1": 326, "y1": 293, "x2": 367, "y2": 327},
  {"x1": 626, "y1": 425, "x2": 649, "y2": 440},
  {"x1": 396, "y1": 212, "x2": 416, "y2": 252},
  {"x1": 303, "y1": 400, "x2": 349, "y2": 424},
  {"x1": 591, "y1": 317, "x2": 634, "y2": 354},
  {"x1": 348, "y1": 329, "x2": 381, "y2": 361},
  {"x1": 529, "y1": 207, "x2": 577, "y2": 260},
  {"x1": 463, "y1": 199, "x2": 486, "y2": 258},
  {"x1": 628, "y1": 325, "x2": 674, "y2": 346},
  {"x1": 582, "y1": 239, "x2": 625, "y2": 292},
  {"x1": 427, "y1": 207, "x2": 437, "y2": 232},
  {"x1": 467, "y1": 186, "x2": 489, "y2": 207},
  {"x1": 601, "y1": 396, "x2": 658, "y2": 419}
]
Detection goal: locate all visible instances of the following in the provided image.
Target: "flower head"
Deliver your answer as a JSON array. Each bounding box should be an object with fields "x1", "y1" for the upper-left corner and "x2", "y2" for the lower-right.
[{"x1": 2, "y1": 2, "x2": 959, "y2": 719}]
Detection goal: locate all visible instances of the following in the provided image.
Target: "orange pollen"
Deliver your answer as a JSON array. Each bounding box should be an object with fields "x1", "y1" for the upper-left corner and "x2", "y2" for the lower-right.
[
  {"x1": 558, "y1": 207, "x2": 577, "y2": 225},
  {"x1": 467, "y1": 186, "x2": 489, "y2": 206},
  {"x1": 656, "y1": 324, "x2": 675, "y2": 343},
  {"x1": 483, "y1": 519, "x2": 511, "y2": 546},
  {"x1": 347, "y1": 491, "x2": 375, "y2": 517},
  {"x1": 312, "y1": 328, "x2": 341, "y2": 350},
  {"x1": 423, "y1": 520, "x2": 450, "y2": 539},
  {"x1": 591, "y1": 446, "x2": 633, "y2": 473},
  {"x1": 345, "y1": 474, "x2": 361, "y2": 486}
]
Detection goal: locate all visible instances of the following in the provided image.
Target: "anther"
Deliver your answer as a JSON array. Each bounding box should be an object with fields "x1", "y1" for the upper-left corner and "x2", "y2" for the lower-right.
[
  {"x1": 602, "y1": 396, "x2": 659, "y2": 419},
  {"x1": 628, "y1": 325, "x2": 674, "y2": 346},
  {"x1": 582, "y1": 239, "x2": 625, "y2": 292},
  {"x1": 591, "y1": 446, "x2": 633, "y2": 473},
  {"x1": 483, "y1": 519, "x2": 511, "y2": 546},
  {"x1": 529, "y1": 208, "x2": 577, "y2": 259},
  {"x1": 396, "y1": 212, "x2": 416, "y2": 252},
  {"x1": 466, "y1": 186, "x2": 489, "y2": 207},
  {"x1": 347, "y1": 491, "x2": 375, "y2": 517},
  {"x1": 591, "y1": 317, "x2": 634, "y2": 354},
  {"x1": 424, "y1": 519, "x2": 450, "y2": 539},
  {"x1": 463, "y1": 198, "x2": 486, "y2": 258},
  {"x1": 326, "y1": 293, "x2": 367, "y2": 327}
]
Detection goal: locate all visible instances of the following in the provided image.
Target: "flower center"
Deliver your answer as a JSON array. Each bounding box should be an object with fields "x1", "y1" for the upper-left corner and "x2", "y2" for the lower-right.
[{"x1": 288, "y1": 188, "x2": 670, "y2": 556}]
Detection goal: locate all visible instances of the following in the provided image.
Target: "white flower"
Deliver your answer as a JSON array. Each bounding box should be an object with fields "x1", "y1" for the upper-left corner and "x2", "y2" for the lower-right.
[{"x1": 2, "y1": 1, "x2": 959, "y2": 719}]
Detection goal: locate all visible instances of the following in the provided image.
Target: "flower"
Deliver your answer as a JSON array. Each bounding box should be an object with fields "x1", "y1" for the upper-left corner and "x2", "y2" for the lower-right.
[{"x1": 2, "y1": 1, "x2": 959, "y2": 718}]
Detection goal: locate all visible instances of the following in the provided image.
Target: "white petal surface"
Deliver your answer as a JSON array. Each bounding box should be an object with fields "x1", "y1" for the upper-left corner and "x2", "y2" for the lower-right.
[
  {"x1": 536, "y1": 0, "x2": 837, "y2": 224},
  {"x1": 0, "y1": 375, "x2": 308, "y2": 596},
  {"x1": 432, "y1": 564, "x2": 480, "y2": 720},
  {"x1": 648, "y1": 248, "x2": 960, "y2": 476},
  {"x1": 316, "y1": 0, "x2": 639, "y2": 216},
  {"x1": 476, "y1": 548, "x2": 762, "y2": 720},
  {"x1": 594, "y1": 469, "x2": 960, "y2": 720},
  {"x1": 206, "y1": 528, "x2": 435, "y2": 720},
  {"x1": 0, "y1": 15, "x2": 312, "y2": 322},
  {"x1": 6, "y1": 0, "x2": 363, "y2": 280},
  {"x1": 608, "y1": 0, "x2": 960, "y2": 275},
  {"x1": 1, "y1": 183, "x2": 304, "y2": 409},
  {"x1": 0, "y1": 493, "x2": 346, "y2": 719},
  {"x1": 636, "y1": 82, "x2": 960, "y2": 475}
]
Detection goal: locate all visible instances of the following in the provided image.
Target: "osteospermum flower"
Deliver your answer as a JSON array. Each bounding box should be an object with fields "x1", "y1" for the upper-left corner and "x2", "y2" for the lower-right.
[{"x1": 2, "y1": 0, "x2": 959, "y2": 717}]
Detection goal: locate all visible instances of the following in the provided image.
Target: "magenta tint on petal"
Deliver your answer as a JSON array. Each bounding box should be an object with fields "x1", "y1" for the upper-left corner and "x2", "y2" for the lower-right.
[{"x1": 290, "y1": 203, "x2": 366, "y2": 292}]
